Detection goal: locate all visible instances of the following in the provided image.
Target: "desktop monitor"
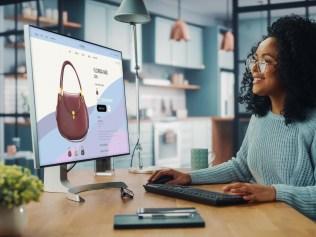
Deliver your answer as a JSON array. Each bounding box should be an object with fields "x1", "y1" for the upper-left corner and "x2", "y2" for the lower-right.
[{"x1": 24, "y1": 25, "x2": 130, "y2": 170}]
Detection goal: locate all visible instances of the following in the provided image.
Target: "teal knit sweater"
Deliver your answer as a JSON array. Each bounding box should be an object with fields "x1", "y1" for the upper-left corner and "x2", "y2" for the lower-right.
[{"x1": 190, "y1": 110, "x2": 316, "y2": 220}]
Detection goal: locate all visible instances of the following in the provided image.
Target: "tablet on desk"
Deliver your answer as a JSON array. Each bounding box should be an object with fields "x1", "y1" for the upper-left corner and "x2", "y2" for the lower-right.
[{"x1": 114, "y1": 213, "x2": 205, "y2": 229}]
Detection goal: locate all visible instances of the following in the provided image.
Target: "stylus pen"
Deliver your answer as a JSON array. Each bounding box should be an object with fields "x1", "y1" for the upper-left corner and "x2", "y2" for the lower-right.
[
  {"x1": 137, "y1": 208, "x2": 197, "y2": 214},
  {"x1": 138, "y1": 213, "x2": 194, "y2": 219}
]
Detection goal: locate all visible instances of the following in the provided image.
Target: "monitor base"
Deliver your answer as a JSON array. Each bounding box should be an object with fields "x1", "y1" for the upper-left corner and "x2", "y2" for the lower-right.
[
  {"x1": 128, "y1": 166, "x2": 159, "y2": 174},
  {"x1": 66, "y1": 181, "x2": 127, "y2": 202},
  {"x1": 43, "y1": 165, "x2": 127, "y2": 203},
  {"x1": 95, "y1": 171, "x2": 115, "y2": 176}
]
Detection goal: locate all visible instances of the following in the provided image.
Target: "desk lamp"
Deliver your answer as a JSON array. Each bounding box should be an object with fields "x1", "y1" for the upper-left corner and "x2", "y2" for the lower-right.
[{"x1": 114, "y1": 0, "x2": 153, "y2": 173}]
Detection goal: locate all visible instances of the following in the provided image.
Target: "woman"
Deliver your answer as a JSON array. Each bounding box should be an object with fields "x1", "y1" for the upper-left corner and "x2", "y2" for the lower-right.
[{"x1": 149, "y1": 15, "x2": 316, "y2": 220}]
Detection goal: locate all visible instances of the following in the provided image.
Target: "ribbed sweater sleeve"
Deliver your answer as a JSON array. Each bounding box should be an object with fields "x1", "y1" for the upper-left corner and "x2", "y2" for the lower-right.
[
  {"x1": 272, "y1": 184, "x2": 316, "y2": 220},
  {"x1": 189, "y1": 117, "x2": 254, "y2": 184},
  {"x1": 272, "y1": 131, "x2": 316, "y2": 220}
]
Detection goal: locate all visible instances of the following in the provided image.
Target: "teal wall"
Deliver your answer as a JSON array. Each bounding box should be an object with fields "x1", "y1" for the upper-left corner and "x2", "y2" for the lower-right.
[
  {"x1": 5, "y1": 124, "x2": 32, "y2": 151},
  {"x1": 186, "y1": 26, "x2": 220, "y2": 116}
]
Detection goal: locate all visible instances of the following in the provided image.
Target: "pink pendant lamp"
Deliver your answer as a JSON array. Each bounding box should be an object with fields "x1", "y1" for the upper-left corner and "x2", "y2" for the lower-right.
[
  {"x1": 170, "y1": 0, "x2": 190, "y2": 41},
  {"x1": 221, "y1": 31, "x2": 234, "y2": 51},
  {"x1": 221, "y1": 0, "x2": 234, "y2": 51}
]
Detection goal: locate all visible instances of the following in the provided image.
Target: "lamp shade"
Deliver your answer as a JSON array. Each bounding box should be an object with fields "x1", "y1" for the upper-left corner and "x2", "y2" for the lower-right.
[
  {"x1": 114, "y1": 0, "x2": 150, "y2": 24},
  {"x1": 170, "y1": 20, "x2": 190, "y2": 41},
  {"x1": 221, "y1": 31, "x2": 234, "y2": 51}
]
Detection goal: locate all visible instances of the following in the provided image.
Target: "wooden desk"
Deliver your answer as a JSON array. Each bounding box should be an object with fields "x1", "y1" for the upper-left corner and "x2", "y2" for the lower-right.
[{"x1": 24, "y1": 170, "x2": 316, "y2": 237}]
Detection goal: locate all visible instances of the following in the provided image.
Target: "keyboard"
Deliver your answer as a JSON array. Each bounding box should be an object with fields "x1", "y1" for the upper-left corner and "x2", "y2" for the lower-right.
[{"x1": 143, "y1": 183, "x2": 247, "y2": 206}]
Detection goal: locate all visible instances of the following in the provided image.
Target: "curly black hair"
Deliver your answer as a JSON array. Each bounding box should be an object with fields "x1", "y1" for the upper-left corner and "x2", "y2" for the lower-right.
[{"x1": 239, "y1": 15, "x2": 316, "y2": 124}]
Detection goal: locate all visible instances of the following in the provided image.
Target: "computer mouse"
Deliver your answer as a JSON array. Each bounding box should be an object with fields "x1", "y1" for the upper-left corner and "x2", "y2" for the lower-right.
[{"x1": 150, "y1": 175, "x2": 174, "y2": 184}]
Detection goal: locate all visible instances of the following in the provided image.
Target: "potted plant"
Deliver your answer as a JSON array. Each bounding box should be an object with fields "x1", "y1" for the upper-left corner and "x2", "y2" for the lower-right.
[{"x1": 0, "y1": 164, "x2": 43, "y2": 236}]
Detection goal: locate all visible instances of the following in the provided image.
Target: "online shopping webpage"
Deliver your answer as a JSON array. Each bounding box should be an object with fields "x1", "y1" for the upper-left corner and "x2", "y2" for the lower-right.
[{"x1": 29, "y1": 27, "x2": 129, "y2": 167}]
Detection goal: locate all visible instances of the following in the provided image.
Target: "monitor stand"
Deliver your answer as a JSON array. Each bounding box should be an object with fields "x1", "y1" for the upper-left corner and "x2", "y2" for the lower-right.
[
  {"x1": 43, "y1": 164, "x2": 127, "y2": 203},
  {"x1": 95, "y1": 158, "x2": 114, "y2": 176}
]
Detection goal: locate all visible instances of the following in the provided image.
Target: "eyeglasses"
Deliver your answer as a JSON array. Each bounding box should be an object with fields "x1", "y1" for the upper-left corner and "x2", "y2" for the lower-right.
[{"x1": 246, "y1": 57, "x2": 277, "y2": 73}]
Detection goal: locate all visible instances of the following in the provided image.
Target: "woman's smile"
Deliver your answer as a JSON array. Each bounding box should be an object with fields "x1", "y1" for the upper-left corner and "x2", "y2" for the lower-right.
[{"x1": 253, "y1": 77, "x2": 264, "y2": 84}]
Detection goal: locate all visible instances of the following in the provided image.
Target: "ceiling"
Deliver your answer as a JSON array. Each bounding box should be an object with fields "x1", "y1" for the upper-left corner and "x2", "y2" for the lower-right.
[
  {"x1": 108, "y1": 0, "x2": 316, "y2": 25},
  {"x1": 149, "y1": 0, "x2": 316, "y2": 21},
  {"x1": 157, "y1": 0, "x2": 229, "y2": 21}
]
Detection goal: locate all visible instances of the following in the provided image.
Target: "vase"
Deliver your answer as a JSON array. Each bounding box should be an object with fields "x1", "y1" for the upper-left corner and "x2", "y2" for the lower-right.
[{"x1": 0, "y1": 206, "x2": 27, "y2": 236}]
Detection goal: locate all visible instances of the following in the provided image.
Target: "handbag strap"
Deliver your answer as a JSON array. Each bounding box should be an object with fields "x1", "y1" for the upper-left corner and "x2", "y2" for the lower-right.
[{"x1": 60, "y1": 60, "x2": 82, "y2": 96}]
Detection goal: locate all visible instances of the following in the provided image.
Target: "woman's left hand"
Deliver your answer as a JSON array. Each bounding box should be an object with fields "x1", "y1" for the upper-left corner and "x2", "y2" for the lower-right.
[{"x1": 222, "y1": 182, "x2": 276, "y2": 202}]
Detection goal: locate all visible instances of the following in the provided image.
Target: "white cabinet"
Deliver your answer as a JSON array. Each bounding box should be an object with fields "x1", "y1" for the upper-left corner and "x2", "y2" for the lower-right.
[
  {"x1": 153, "y1": 122, "x2": 181, "y2": 168},
  {"x1": 218, "y1": 31, "x2": 234, "y2": 70},
  {"x1": 85, "y1": 1, "x2": 107, "y2": 46},
  {"x1": 187, "y1": 25, "x2": 204, "y2": 69},
  {"x1": 85, "y1": 0, "x2": 135, "y2": 60},
  {"x1": 171, "y1": 40, "x2": 187, "y2": 67},
  {"x1": 219, "y1": 50, "x2": 234, "y2": 69},
  {"x1": 179, "y1": 119, "x2": 212, "y2": 168},
  {"x1": 178, "y1": 121, "x2": 193, "y2": 168},
  {"x1": 191, "y1": 119, "x2": 211, "y2": 149},
  {"x1": 114, "y1": 121, "x2": 153, "y2": 169},
  {"x1": 152, "y1": 17, "x2": 204, "y2": 69},
  {"x1": 220, "y1": 71, "x2": 235, "y2": 117},
  {"x1": 155, "y1": 17, "x2": 173, "y2": 65},
  {"x1": 113, "y1": 119, "x2": 211, "y2": 169},
  {"x1": 106, "y1": 5, "x2": 131, "y2": 60}
]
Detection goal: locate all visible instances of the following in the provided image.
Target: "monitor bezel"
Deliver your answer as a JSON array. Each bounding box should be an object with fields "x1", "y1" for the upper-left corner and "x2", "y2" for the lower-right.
[{"x1": 24, "y1": 25, "x2": 130, "y2": 169}]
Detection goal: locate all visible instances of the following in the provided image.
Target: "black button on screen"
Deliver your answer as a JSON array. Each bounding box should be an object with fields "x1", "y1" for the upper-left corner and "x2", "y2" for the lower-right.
[{"x1": 97, "y1": 104, "x2": 107, "y2": 112}]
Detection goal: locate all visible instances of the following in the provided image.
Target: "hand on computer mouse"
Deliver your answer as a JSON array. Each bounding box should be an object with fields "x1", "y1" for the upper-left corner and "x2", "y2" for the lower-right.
[
  {"x1": 149, "y1": 175, "x2": 174, "y2": 184},
  {"x1": 148, "y1": 169, "x2": 192, "y2": 185}
]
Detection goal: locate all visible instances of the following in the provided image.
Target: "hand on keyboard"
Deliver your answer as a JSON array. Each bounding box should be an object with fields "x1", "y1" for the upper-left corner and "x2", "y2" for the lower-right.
[
  {"x1": 148, "y1": 169, "x2": 192, "y2": 185},
  {"x1": 223, "y1": 182, "x2": 276, "y2": 202}
]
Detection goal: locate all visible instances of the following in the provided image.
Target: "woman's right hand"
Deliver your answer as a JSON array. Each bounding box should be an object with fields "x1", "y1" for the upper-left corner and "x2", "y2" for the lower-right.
[{"x1": 148, "y1": 169, "x2": 192, "y2": 185}]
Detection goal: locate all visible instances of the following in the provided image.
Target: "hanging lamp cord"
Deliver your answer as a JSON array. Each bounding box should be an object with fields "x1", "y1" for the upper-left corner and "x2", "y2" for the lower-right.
[
  {"x1": 178, "y1": 0, "x2": 181, "y2": 19},
  {"x1": 226, "y1": 0, "x2": 229, "y2": 28}
]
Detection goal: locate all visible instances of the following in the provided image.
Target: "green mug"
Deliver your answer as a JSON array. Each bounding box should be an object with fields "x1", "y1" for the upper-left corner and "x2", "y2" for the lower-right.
[{"x1": 191, "y1": 148, "x2": 211, "y2": 170}]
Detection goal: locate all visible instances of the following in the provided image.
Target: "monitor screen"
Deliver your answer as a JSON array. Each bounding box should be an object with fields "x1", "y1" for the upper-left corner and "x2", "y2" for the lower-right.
[{"x1": 24, "y1": 25, "x2": 130, "y2": 168}]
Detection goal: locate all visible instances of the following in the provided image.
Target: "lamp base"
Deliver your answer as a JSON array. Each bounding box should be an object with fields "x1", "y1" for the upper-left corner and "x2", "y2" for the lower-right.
[{"x1": 128, "y1": 166, "x2": 159, "y2": 174}]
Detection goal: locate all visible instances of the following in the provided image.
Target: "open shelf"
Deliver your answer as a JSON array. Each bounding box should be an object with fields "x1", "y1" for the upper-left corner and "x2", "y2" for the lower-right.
[
  {"x1": 4, "y1": 73, "x2": 27, "y2": 80},
  {"x1": 142, "y1": 83, "x2": 200, "y2": 90},
  {"x1": 5, "y1": 15, "x2": 81, "y2": 29},
  {"x1": 5, "y1": 43, "x2": 25, "y2": 48},
  {"x1": 4, "y1": 120, "x2": 31, "y2": 126}
]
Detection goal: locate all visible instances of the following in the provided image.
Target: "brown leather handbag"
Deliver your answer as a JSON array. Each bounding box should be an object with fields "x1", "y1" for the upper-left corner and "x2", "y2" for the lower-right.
[{"x1": 56, "y1": 60, "x2": 89, "y2": 141}]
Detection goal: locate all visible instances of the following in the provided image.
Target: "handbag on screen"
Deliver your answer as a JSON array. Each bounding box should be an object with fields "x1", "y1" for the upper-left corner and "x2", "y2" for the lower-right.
[{"x1": 56, "y1": 60, "x2": 89, "y2": 141}]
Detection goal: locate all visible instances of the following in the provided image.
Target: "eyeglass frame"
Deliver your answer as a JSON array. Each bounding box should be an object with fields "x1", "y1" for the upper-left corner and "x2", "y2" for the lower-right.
[{"x1": 246, "y1": 57, "x2": 278, "y2": 73}]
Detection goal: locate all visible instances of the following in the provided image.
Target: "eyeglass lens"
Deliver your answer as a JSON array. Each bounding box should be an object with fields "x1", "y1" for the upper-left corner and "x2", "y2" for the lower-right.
[{"x1": 247, "y1": 59, "x2": 266, "y2": 73}]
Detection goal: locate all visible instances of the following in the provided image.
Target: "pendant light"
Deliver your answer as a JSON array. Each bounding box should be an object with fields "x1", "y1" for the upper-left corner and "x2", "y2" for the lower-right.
[
  {"x1": 221, "y1": 0, "x2": 234, "y2": 51},
  {"x1": 170, "y1": 0, "x2": 190, "y2": 41}
]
